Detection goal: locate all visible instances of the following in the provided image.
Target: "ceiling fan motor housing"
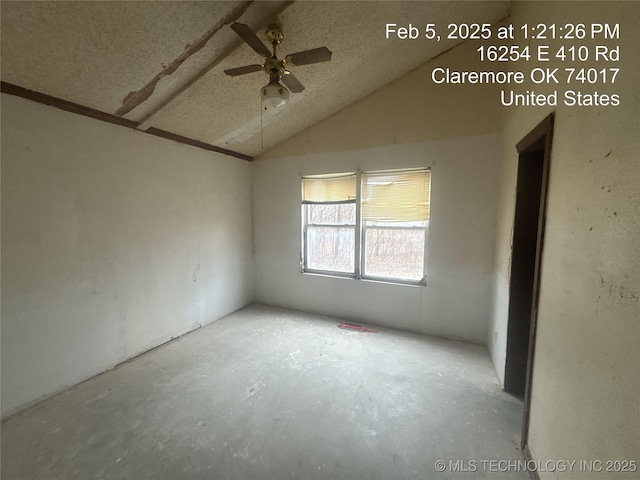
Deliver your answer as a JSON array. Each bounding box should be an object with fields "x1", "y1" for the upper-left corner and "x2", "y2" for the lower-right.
[{"x1": 266, "y1": 24, "x2": 284, "y2": 45}]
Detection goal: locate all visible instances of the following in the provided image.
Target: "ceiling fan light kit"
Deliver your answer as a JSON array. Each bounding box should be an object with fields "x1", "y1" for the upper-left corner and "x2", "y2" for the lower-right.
[
  {"x1": 261, "y1": 80, "x2": 289, "y2": 109},
  {"x1": 225, "y1": 22, "x2": 332, "y2": 110}
]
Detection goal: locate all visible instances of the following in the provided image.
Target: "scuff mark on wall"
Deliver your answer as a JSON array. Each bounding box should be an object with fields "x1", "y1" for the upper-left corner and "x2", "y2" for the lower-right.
[
  {"x1": 608, "y1": 284, "x2": 638, "y2": 301},
  {"x1": 193, "y1": 263, "x2": 201, "y2": 284},
  {"x1": 598, "y1": 274, "x2": 639, "y2": 302},
  {"x1": 116, "y1": 0, "x2": 254, "y2": 116}
]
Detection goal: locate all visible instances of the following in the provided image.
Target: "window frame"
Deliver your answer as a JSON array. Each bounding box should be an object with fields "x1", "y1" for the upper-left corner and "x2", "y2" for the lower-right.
[{"x1": 301, "y1": 168, "x2": 430, "y2": 286}]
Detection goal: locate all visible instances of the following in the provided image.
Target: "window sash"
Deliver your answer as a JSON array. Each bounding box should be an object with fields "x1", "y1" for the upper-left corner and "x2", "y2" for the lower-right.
[
  {"x1": 361, "y1": 225, "x2": 427, "y2": 284},
  {"x1": 305, "y1": 201, "x2": 356, "y2": 226},
  {"x1": 303, "y1": 224, "x2": 356, "y2": 275}
]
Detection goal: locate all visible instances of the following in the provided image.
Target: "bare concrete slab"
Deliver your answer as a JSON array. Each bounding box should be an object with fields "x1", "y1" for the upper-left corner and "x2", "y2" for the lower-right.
[{"x1": 1, "y1": 304, "x2": 528, "y2": 479}]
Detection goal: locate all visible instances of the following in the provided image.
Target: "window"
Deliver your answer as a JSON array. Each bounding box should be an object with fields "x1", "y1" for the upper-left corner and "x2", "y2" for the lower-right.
[
  {"x1": 361, "y1": 170, "x2": 429, "y2": 282},
  {"x1": 302, "y1": 173, "x2": 357, "y2": 275},
  {"x1": 302, "y1": 168, "x2": 430, "y2": 284}
]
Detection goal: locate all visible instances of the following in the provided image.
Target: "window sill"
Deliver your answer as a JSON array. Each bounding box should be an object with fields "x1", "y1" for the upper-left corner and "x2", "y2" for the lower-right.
[{"x1": 301, "y1": 270, "x2": 426, "y2": 287}]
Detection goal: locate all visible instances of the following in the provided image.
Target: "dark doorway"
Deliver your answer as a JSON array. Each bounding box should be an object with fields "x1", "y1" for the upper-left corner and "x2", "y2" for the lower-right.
[{"x1": 504, "y1": 113, "x2": 554, "y2": 446}]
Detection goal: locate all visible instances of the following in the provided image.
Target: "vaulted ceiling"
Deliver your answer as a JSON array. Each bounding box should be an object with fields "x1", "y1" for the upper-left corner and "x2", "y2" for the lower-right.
[{"x1": 1, "y1": 1, "x2": 511, "y2": 158}]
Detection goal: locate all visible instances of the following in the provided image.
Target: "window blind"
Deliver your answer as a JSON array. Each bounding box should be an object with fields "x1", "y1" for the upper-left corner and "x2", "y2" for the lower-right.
[
  {"x1": 361, "y1": 169, "x2": 430, "y2": 222},
  {"x1": 302, "y1": 173, "x2": 357, "y2": 203}
]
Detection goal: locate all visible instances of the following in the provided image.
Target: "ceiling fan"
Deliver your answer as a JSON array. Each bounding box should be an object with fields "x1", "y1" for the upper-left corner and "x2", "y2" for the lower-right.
[{"x1": 224, "y1": 22, "x2": 332, "y2": 108}]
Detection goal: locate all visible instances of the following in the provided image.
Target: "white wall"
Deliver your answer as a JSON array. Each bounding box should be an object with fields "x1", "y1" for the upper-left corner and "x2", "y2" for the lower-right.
[
  {"x1": 1, "y1": 94, "x2": 253, "y2": 417},
  {"x1": 489, "y1": 1, "x2": 640, "y2": 475},
  {"x1": 252, "y1": 40, "x2": 503, "y2": 343}
]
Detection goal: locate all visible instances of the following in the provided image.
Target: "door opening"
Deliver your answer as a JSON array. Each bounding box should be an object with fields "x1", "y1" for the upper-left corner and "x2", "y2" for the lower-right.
[{"x1": 504, "y1": 113, "x2": 554, "y2": 449}]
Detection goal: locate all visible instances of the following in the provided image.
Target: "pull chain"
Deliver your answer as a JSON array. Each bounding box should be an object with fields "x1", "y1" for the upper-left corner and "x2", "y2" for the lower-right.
[{"x1": 260, "y1": 95, "x2": 264, "y2": 150}]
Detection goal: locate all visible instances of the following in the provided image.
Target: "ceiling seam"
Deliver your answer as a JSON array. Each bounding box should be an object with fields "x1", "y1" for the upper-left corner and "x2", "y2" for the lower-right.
[{"x1": 115, "y1": 0, "x2": 255, "y2": 117}]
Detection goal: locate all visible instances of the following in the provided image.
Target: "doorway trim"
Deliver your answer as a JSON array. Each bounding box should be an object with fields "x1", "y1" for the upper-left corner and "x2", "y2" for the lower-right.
[{"x1": 514, "y1": 112, "x2": 555, "y2": 455}]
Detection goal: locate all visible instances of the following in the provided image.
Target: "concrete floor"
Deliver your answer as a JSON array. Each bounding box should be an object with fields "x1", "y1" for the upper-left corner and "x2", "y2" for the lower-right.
[{"x1": 2, "y1": 304, "x2": 528, "y2": 479}]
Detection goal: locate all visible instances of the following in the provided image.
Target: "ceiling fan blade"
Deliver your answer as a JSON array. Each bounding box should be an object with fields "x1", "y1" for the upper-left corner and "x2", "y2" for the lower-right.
[
  {"x1": 224, "y1": 64, "x2": 264, "y2": 76},
  {"x1": 285, "y1": 46, "x2": 332, "y2": 66},
  {"x1": 281, "y1": 71, "x2": 305, "y2": 93},
  {"x1": 231, "y1": 23, "x2": 272, "y2": 58}
]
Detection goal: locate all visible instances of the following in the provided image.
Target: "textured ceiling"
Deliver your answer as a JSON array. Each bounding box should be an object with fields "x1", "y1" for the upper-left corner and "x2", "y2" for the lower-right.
[{"x1": 1, "y1": 1, "x2": 511, "y2": 158}]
